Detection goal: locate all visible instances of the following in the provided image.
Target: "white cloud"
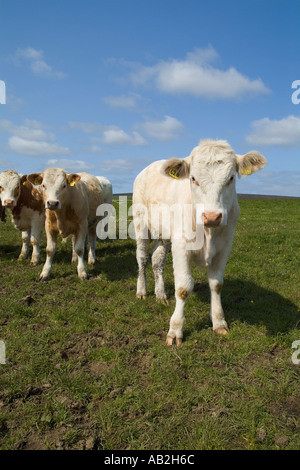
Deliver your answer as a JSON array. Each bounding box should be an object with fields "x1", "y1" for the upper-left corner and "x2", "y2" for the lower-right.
[
  {"x1": 102, "y1": 128, "x2": 147, "y2": 146},
  {"x1": 68, "y1": 121, "x2": 148, "y2": 146},
  {"x1": 0, "y1": 119, "x2": 70, "y2": 156},
  {"x1": 8, "y1": 136, "x2": 70, "y2": 156},
  {"x1": 17, "y1": 47, "x2": 43, "y2": 61},
  {"x1": 140, "y1": 115, "x2": 184, "y2": 141},
  {"x1": 246, "y1": 115, "x2": 300, "y2": 147},
  {"x1": 0, "y1": 119, "x2": 55, "y2": 142},
  {"x1": 128, "y1": 46, "x2": 270, "y2": 99},
  {"x1": 15, "y1": 47, "x2": 66, "y2": 79},
  {"x1": 47, "y1": 159, "x2": 94, "y2": 172}
]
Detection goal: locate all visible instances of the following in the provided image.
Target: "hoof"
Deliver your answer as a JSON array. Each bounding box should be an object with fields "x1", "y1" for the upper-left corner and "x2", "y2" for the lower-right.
[
  {"x1": 79, "y1": 273, "x2": 89, "y2": 280},
  {"x1": 39, "y1": 275, "x2": 49, "y2": 282},
  {"x1": 213, "y1": 327, "x2": 229, "y2": 335},
  {"x1": 156, "y1": 295, "x2": 169, "y2": 305},
  {"x1": 166, "y1": 335, "x2": 182, "y2": 346},
  {"x1": 136, "y1": 293, "x2": 147, "y2": 300}
]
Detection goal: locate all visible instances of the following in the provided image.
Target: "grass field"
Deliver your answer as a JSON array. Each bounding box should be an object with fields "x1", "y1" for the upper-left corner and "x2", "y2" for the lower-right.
[{"x1": 0, "y1": 198, "x2": 299, "y2": 450}]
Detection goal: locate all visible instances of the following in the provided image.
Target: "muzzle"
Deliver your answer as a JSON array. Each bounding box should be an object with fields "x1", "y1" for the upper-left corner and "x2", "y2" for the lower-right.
[
  {"x1": 46, "y1": 200, "x2": 60, "y2": 210},
  {"x1": 4, "y1": 199, "x2": 16, "y2": 209},
  {"x1": 202, "y1": 211, "x2": 222, "y2": 227}
]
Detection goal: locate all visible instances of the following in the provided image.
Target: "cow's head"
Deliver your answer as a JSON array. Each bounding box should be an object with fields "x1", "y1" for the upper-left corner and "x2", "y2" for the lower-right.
[
  {"x1": 27, "y1": 168, "x2": 81, "y2": 211},
  {"x1": 162, "y1": 139, "x2": 267, "y2": 227},
  {"x1": 0, "y1": 170, "x2": 27, "y2": 209}
]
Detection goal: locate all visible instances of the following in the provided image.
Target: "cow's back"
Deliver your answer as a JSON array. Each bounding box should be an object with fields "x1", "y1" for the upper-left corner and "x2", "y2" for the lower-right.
[
  {"x1": 133, "y1": 159, "x2": 192, "y2": 208},
  {"x1": 96, "y1": 176, "x2": 113, "y2": 205},
  {"x1": 133, "y1": 159, "x2": 194, "y2": 242},
  {"x1": 79, "y1": 173, "x2": 106, "y2": 224}
]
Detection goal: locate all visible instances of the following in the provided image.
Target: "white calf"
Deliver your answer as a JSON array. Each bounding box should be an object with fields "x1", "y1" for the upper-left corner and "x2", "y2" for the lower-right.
[{"x1": 133, "y1": 139, "x2": 267, "y2": 345}]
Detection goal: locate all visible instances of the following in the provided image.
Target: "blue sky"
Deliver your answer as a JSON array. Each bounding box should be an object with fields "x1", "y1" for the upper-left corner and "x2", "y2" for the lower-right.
[{"x1": 1, "y1": 0, "x2": 300, "y2": 195}]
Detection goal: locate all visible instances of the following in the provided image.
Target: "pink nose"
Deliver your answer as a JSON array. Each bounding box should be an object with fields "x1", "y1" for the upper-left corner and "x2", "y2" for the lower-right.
[
  {"x1": 4, "y1": 199, "x2": 15, "y2": 208},
  {"x1": 203, "y1": 212, "x2": 222, "y2": 227}
]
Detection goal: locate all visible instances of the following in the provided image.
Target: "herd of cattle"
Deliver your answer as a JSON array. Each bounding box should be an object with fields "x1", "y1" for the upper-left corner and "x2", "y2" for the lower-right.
[
  {"x1": 0, "y1": 139, "x2": 267, "y2": 343},
  {"x1": 0, "y1": 168, "x2": 113, "y2": 280}
]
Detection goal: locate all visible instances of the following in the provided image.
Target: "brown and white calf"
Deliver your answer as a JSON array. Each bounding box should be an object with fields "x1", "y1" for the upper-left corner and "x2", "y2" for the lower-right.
[
  {"x1": 27, "y1": 168, "x2": 112, "y2": 280},
  {"x1": 133, "y1": 139, "x2": 267, "y2": 345},
  {"x1": 0, "y1": 170, "x2": 45, "y2": 264}
]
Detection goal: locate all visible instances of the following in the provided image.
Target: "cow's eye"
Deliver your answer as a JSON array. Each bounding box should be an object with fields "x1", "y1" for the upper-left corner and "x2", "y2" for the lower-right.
[
  {"x1": 191, "y1": 176, "x2": 198, "y2": 185},
  {"x1": 228, "y1": 175, "x2": 234, "y2": 185}
]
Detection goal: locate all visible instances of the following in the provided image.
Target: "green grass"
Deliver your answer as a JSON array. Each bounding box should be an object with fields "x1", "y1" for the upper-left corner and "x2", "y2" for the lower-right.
[{"x1": 0, "y1": 198, "x2": 299, "y2": 450}]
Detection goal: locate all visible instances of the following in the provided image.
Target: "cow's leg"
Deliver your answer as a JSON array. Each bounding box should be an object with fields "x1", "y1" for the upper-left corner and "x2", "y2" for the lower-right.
[
  {"x1": 152, "y1": 239, "x2": 170, "y2": 304},
  {"x1": 19, "y1": 230, "x2": 30, "y2": 260},
  {"x1": 71, "y1": 235, "x2": 77, "y2": 263},
  {"x1": 74, "y1": 222, "x2": 88, "y2": 279},
  {"x1": 207, "y1": 247, "x2": 232, "y2": 335},
  {"x1": 136, "y1": 237, "x2": 150, "y2": 299},
  {"x1": 87, "y1": 226, "x2": 97, "y2": 265},
  {"x1": 40, "y1": 226, "x2": 58, "y2": 280},
  {"x1": 30, "y1": 215, "x2": 44, "y2": 266},
  {"x1": 166, "y1": 242, "x2": 194, "y2": 346}
]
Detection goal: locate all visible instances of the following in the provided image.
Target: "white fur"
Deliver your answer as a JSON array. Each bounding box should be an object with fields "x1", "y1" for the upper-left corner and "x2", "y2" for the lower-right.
[{"x1": 133, "y1": 139, "x2": 267, "y2": 344}]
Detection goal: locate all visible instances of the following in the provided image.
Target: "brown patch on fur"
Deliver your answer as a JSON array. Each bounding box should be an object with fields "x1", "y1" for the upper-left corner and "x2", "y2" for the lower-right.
[
  {"x1": 47, "y1": 203, "x2": 80, "y2": 239},
  {"x1": 76, "y1": 249, "x2": 83, "y2": 257},
  {"x1": 46, "y1": 210, "x2": 59, "y2": 234},
  {"x1": 177, "y1": 287, "x2": 189, "y2": 300},
  {"x1": 215, "y1": 282, "x2": 222, "y2": 294},
  {"x1": 12, "y1": 179, "x2": 44, "y2": 219}
]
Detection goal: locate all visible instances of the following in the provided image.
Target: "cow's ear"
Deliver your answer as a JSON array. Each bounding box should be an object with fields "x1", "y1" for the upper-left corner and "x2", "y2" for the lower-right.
[
  {"x1": 236, "y1": 151, "x2": 267, "y2": 176},
  {"x1": 67, "y1": 173, "x2": 81, "y2": 187},
  {"x1": 27, "y1": 173, "x2": 44, "y2": 186},
  {"x1": 20, "y1": 175, "x2": 27, "y2": 185},
  {"x1": 162, "y1": 158, "x2": 190, "y2": 180}
]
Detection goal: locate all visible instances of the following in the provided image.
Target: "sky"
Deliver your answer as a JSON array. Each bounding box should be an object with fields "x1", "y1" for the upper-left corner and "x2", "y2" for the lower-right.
[{"x1": 1, "y1": 0, "x2": 300, "y2": 196}]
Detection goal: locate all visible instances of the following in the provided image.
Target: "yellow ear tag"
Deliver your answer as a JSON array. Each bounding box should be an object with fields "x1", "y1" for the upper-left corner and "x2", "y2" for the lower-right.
[
  {"x1": 241, "y1": 167, "x2": 252, "y2": 175},
  {"x1": 23, "y1": 181, "x2": 27, "y2": 185},
  {"x1": 69, "y1": 180, "x2": 76, "y2": 187},
  {"x1": 34, "y1": 179, "x2": 41, "y2": 185},
  {"x1": 169, "y1": 164, "x2": 181, "y2": 179}
]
